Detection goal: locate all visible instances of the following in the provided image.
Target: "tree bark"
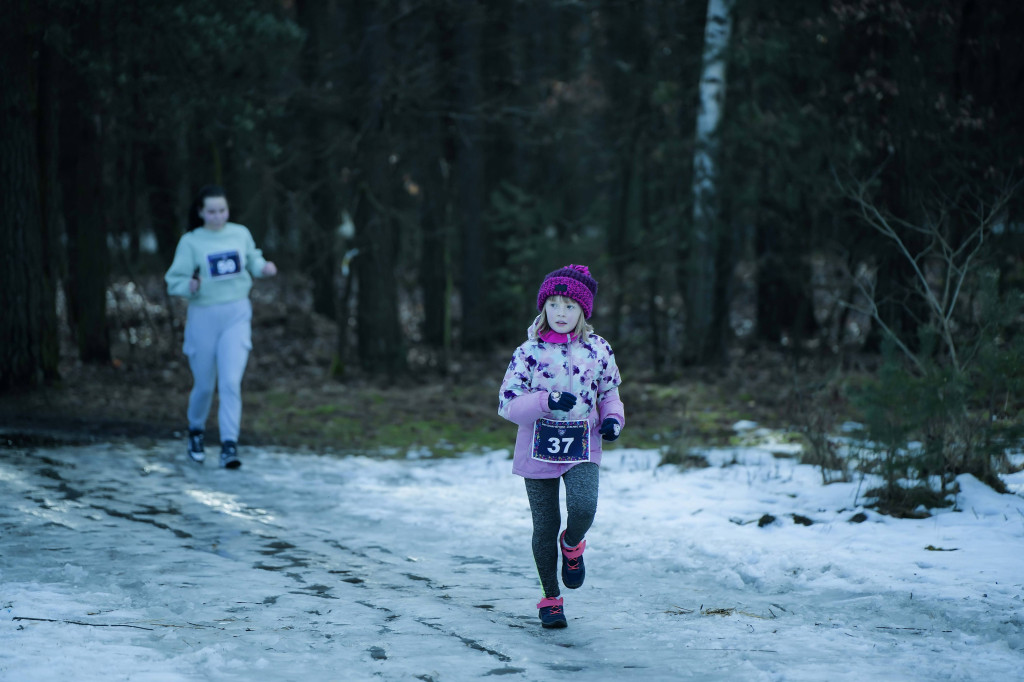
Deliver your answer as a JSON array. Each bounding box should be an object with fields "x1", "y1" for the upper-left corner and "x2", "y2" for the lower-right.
[
  {"x1": 641, "y1": 152, "x2": 664, "y2": 374},
  {"x1": 354, "y1": 3, "x2": 405, "y2": 377},
  {"x1": 354, "y1": 160, "x2": 405, "y2": 377},
  {"x1": 455, "y1": 0, "x2": 487, "y2": 351},
  {"x1": 143, "y1": 129, "x2": 187, "y2": 268},
  {"x1": 298, "y1": 0, "x2": 341, "y2": 321},
  {"x1": 418, "y1": 3, "x2": 458, "y2": 356},
  {"x1": 418, "y1": 157, "x2": 451, "y2": 361},
  {"x1": 59, "y1": 1, "x2": 111, "y2": 364},
  {"x1": 686, "y1": 0, "x2": 734, "y2": 364},
  {"x1": 599, "y1": 0, "x2": 645, "y2": 342},
  {"x1": 0, "y1": 0, "x2": 60, "y2": 388},
  {"x1": 36, "y1": 9, "x2": 63, "y2": 379}
]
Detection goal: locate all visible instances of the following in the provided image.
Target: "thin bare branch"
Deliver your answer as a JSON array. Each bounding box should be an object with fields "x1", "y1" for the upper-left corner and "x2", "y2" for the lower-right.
[
  {"x1": 832, "y1": 169, "x2": 1023, "y2": 375},
  {"x1": 841, "y1": 277, "x2": 927, "y2": 374},
  {"x1": 13, "y1": 616, "x2": 154, "y2": 631}
]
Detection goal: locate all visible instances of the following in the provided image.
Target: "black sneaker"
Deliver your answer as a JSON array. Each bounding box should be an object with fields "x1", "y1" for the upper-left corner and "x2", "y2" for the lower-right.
[
  {"x1": 187, "y1": 429, "x2": 205, "y2": 464},
  {"x1": 537, "y1": 597, "x2": 567, "y2": 628},
  {"x1": 220, "y1": 441, "x2": 241, "y2": 469}
]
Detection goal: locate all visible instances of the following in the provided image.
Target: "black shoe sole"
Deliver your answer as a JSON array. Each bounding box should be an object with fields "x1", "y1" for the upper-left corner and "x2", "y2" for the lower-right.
[
  {"x1": 223, "y1": 459, "x2": 241, "y2": 469},
  {"x1": 541, "y1": 620, "x2": 568, "y2": 629}
]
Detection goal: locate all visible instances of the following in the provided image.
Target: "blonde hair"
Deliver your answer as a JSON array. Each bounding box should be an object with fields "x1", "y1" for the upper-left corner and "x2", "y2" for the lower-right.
[{"x1": 537, "y1": 295, "x2": 593, "y2": 341}]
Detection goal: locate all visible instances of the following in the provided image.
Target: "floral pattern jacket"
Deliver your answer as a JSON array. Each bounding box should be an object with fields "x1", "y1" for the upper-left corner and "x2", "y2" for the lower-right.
[{"x1": 498, "y1": 317, "x2": 625, "y2": 478}]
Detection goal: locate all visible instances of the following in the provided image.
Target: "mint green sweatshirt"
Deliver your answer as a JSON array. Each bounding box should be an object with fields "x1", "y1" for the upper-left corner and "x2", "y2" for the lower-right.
[{"x1": 164, "y1": 223, "x2": 269, "y2": 306}]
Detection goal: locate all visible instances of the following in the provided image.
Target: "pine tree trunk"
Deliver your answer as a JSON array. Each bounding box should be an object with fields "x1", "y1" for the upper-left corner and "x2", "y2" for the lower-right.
[
  {"x1": 298, "y1": 0, "x2": 340, "y2": 321},
  {"x1": 59, "y1": 3, "x2": 111, "y2": 364},
  {"x1": 354, "y1": 152, "x2": 405, "y2": 377},
  {"x1": 0, "y1": 0, "x2": 60, "y2": 388},
  {"x1": 143, "y1": 130, "x2": 187, "y2": 268},
  {"x1": 37, "y1": 14, "x2": 63, "y2": 379},
  {"x1": 418, "y1": 3, "x2": 458, "y2": 357},
  {"x1": 455, "y1": 0, "x2": 486, "y2": 351},
  {"x1": 354, "y1": 3, "x2": 405, "y2": 377},
  {"x1": 418, "y1": 167, "x2": 450, "y2": 352},
  {"x1": 641, "y1": 156, "x2": 664, "y2": 374}
]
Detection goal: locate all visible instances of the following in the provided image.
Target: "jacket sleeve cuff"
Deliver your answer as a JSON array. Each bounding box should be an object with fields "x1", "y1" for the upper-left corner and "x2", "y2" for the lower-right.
[
  {"x1": 598, "y1": 409, "x2": 625, "y2": 430},
  {"x1": 504, "y1": 391, "x2": 549, "y2": 425}
]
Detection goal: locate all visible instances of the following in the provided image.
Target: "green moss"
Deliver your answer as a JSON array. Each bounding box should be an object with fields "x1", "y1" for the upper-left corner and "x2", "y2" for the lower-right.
[
  {"x1": 249, "y1": 394, "x2": 511, "y2": 457},
  {"x1": 245, "y1": 376, "x2": 797, "y2": 459},
  {"x1": 659, "y1": 447, "x2": 710, "y2": 469}
]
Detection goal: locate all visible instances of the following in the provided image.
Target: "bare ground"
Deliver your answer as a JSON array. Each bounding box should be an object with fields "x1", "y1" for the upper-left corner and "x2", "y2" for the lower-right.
[{"x1": 0, "y1": 274, "x2": 822, "y2": 455}]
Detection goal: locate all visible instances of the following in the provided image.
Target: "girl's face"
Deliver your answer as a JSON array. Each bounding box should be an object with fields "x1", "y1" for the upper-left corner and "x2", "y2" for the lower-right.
[
  {"x1": 544, "y1": 296, "x2": 582, "y2": 334},
  {"x1": 198, "y1": 196, "x2": 229, "y2": 230}
]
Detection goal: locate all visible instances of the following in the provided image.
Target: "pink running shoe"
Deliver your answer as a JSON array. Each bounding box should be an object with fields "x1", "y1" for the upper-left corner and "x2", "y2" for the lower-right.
[
  {"x1": 537, "y1": 596, "x2": 567, "y2": 628},
  {"x1": 559, "y1": 530, "x2": 586, "y2": 589}
]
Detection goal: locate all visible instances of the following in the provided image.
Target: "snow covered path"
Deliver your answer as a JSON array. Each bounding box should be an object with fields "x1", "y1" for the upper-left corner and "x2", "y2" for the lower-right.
[{"x1": 2, "y1": 439, "x2": 1023, "y2": 681}]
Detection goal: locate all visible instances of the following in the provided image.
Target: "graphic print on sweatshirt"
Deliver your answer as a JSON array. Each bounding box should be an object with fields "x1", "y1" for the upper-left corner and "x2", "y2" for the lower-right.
[{"x1": 207, "y1": 250, "x2": 243, "y2": 279}]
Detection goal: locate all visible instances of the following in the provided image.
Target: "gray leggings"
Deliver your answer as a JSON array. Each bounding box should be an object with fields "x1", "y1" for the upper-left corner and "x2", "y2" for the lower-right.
[{"x1": 524, "y1": 462, "x2": 599, "y2": 598}]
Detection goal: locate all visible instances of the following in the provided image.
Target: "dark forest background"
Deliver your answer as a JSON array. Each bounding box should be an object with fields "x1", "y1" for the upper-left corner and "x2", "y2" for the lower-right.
[
  {"x1": 5, "y1": 0, "x2": 1024, "y2": 380},
  {"x1": 4, "y1": 1, "x2": 1024, "y2": 500}
]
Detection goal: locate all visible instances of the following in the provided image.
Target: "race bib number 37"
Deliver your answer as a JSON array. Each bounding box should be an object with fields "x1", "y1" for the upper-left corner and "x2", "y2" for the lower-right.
[
  {"x1": 532, "y1": 418, "x2": 590, "y2": 463},
  {"x1": 207, "y1": 250, "x2": 243, "y2": 279}
]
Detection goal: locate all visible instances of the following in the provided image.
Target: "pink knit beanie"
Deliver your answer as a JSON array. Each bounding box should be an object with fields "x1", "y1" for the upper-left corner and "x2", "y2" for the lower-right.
[{"x1": 536, "y1": 264, "x2": 599, "y2": 319}]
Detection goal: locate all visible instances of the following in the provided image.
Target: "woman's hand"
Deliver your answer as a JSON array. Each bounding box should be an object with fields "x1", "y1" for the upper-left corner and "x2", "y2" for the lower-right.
[{"x1": 262, "y1": 262, "x2": 278, "y2": 277}]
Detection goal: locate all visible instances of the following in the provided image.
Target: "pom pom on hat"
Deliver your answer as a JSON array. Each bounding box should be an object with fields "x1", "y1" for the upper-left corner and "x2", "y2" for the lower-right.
[{"x1": 536, "y1": 264, "x2": 599, "y2": 319}]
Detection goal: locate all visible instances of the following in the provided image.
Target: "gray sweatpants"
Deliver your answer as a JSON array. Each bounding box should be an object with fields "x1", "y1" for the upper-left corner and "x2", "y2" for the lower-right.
[
  {"x1": 524, "y1": 462, "x2": 599, "y2": 598},
  {"x1": 183, "y1": 298, "x2": 252, "y2": 443}
]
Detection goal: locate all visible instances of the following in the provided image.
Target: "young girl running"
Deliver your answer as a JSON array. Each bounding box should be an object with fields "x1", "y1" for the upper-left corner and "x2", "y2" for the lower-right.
[
  {"x1": 498, "y1": 264, "x2": 625, "y2": 628},
  {"x1": 165, "y1": 186, "x2": 277, "y2": 469}
]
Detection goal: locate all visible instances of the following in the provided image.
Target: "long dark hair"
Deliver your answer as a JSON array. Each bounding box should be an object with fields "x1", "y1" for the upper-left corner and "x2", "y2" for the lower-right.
[{"x1": 189, "y1": 185, "x2": 227, "y2": 229}]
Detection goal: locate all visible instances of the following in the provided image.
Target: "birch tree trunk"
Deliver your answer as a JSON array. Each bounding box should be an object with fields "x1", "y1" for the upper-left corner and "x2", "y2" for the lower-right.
[{"x1": 686, "y1": 0, "x2": 734, "y2": 363}]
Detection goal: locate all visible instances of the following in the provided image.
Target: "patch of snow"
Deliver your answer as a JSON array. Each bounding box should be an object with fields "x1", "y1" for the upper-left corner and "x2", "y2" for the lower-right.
[{"x1": 1, "y1": 440, "x2": 1021, "y2": 681}]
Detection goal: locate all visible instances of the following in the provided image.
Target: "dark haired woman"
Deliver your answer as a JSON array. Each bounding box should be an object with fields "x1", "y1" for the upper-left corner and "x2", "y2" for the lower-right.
[{"x1": 164, "y1": 186, "x2": 277, "y2": 468}]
